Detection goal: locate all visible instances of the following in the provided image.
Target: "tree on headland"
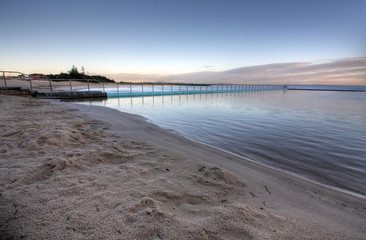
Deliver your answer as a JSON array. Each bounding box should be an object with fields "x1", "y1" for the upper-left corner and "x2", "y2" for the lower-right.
[
  {"x1": 68, "y1": 65, "x2": 80, "y2": 78},
  {"x1": 47, "y1": 65, "x2": 115, "y2": 83}
]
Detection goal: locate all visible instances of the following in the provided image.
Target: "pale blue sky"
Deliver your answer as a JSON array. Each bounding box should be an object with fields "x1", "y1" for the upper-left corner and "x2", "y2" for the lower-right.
[{"x1": 1, "y1": 0, "x2": 365, "y2": 75}]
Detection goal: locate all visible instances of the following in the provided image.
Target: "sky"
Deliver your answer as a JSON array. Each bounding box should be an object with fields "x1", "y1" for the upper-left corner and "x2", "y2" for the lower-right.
[
  {"x1": 1, "y1": 0, "x2": 365, "y2": 83},
  {"x1": 158, "y1": 57, "x2": 366, "y2": 85}
]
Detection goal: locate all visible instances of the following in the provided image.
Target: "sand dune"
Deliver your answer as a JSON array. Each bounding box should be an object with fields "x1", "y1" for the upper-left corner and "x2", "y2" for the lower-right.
[{"x1": 0, "y1": 94, "x2": 365, "y2": 239}]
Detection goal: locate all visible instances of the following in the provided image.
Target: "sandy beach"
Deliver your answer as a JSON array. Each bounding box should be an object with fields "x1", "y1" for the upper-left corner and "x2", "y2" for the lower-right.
[{"x1": 0, "y1": 94, "x2": 365, "y2": 239}]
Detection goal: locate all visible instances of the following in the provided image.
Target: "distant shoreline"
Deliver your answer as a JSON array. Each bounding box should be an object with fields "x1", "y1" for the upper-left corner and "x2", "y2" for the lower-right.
[{"x1": 286, "y1": 85, "x2": 366, "y2": 92}]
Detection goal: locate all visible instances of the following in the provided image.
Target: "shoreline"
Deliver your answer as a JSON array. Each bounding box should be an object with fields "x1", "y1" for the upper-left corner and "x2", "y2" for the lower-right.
[
  {"x1": 1, "y1": 94, "x2": 365, "y2": 239},
  {"x1": 69, "y1": 96, "x2": 366, "y2": 199},
  {"x1": 59, "y1": 100, "x2": 366, "y2": 230},
  {"x1": 182, "y1": 133, "x2": 366, "y2": 200},
  {"x1": 63, "y1": 100, "x2": 366, "y2": 201}
]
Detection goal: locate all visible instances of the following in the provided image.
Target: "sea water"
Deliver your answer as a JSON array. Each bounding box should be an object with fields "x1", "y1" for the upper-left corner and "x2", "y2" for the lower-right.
[{"x1": 75, "y1": 90, "x2": 366, "y2": 196}]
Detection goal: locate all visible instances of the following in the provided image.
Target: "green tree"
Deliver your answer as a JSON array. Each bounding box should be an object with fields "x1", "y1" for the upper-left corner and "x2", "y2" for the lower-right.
[
  {"x1": 47, "y1": 65, "x2": 115, "y2": 82},
  {"x1": 69, "y1": 65, "x2": 79, "y2": 78}
]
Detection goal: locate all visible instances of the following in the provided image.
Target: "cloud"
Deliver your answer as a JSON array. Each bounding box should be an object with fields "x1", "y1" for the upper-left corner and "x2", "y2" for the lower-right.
[
  {"x1": 105, "y1": 57, "x2": 366, "y2": 85},
  {"x1": 165, "y1": 57, "x2": 366, "y2": 85},
  {"x1": 205, "y1": 65, "x2": 215, "y2": 69}
]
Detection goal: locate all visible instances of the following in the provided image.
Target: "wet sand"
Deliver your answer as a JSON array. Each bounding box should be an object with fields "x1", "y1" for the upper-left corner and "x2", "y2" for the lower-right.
[{"x1": 0, "y1": 94, "x2": 365, "y2": 239}]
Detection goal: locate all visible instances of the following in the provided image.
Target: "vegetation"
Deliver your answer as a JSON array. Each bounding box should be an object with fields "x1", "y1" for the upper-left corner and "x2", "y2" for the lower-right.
[{"x1": 47, "y1": 66, "x2": 115, "y2": 83}]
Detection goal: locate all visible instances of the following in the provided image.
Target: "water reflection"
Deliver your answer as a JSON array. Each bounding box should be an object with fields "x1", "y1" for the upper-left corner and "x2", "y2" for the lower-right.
[{"x1": 98, "y1": 90, "x2": 282, "y2": 109}]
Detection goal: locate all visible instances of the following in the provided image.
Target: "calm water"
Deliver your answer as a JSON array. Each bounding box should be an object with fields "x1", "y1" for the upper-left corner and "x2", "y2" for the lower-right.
[{"x1": 76, "y1": 90, "x2": 366, "y2": 196}]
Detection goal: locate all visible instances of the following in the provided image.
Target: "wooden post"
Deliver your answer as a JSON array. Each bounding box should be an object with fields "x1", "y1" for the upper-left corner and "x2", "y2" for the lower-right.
[
  {"x1": 102, "y1": 82, "x2": 105, "y2": 92},
  {"x1": 69, "y1": 79, "x2": 73, "y2": 91},
  {"x1": 116, "y1": 83, "x2": 119, "y2": 93},
  {"x1": 87, "y1": 79, "x2": 90, "y2": 91},
  {"x1": 142, "y1": 83, "x2": 144, "y2": 93}
]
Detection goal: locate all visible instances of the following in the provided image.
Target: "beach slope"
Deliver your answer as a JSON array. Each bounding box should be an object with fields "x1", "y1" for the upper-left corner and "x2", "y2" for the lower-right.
[{"x1": 0, "y1": 95, "x2": 365, "y2": 239}]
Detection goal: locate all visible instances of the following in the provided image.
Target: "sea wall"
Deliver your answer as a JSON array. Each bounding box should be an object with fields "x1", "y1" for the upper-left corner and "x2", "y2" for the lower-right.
[{"x1": 0, "y1": 87, "x2": 106, "y2": 99}]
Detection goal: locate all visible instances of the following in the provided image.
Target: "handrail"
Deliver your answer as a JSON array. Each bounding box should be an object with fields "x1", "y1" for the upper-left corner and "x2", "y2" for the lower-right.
[
  {"x1": 1, "y1": 70, "x2": 106, "y2": 92},
  {"x1": 1, "y1": 71, "x2": 287, "y2": 96},
  {"x1": 39, "y1": 78, "x2": 105, "y2": 92},
  {"x1": 107, "y1": 83, "x2": 287, "y2": 98},
  {"x1": 1, "y1": 71, "x2": 26, "y2": 87}
]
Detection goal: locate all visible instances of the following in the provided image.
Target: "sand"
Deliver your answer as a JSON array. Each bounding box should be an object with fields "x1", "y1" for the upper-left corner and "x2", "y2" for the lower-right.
[{"x1": 0, "y1": 94, "x2": 365, "y2": 240}]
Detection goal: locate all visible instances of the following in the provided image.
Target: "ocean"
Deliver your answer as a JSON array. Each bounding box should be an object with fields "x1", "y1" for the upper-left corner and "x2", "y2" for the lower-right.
[{"x1": 74, "y1": 89, "x2": 366, "y2": 197}]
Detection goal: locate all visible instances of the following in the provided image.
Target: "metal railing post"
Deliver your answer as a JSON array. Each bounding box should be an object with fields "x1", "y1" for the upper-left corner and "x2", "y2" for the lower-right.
[
  {"x1": 3, "y1": 72, "x2": 7, "y2": 87},
  {"x1": 69, "y1": 79, "x2": 73, "y2": 91},
  {"x1": 117, "y1": 83, "x2": 119, "y2": 93},
  {"x1": 87, "y1": 79, "x2": 90, "y2": 91},
  {"x1": 49, "y1": 80, "x2": 53, "y2": 92}
]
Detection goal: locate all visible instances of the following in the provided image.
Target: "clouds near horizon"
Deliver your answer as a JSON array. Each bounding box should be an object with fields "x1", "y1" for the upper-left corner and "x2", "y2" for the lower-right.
[{"x1": 106, "y1": 57, "x2": 366, "y2": 85}]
